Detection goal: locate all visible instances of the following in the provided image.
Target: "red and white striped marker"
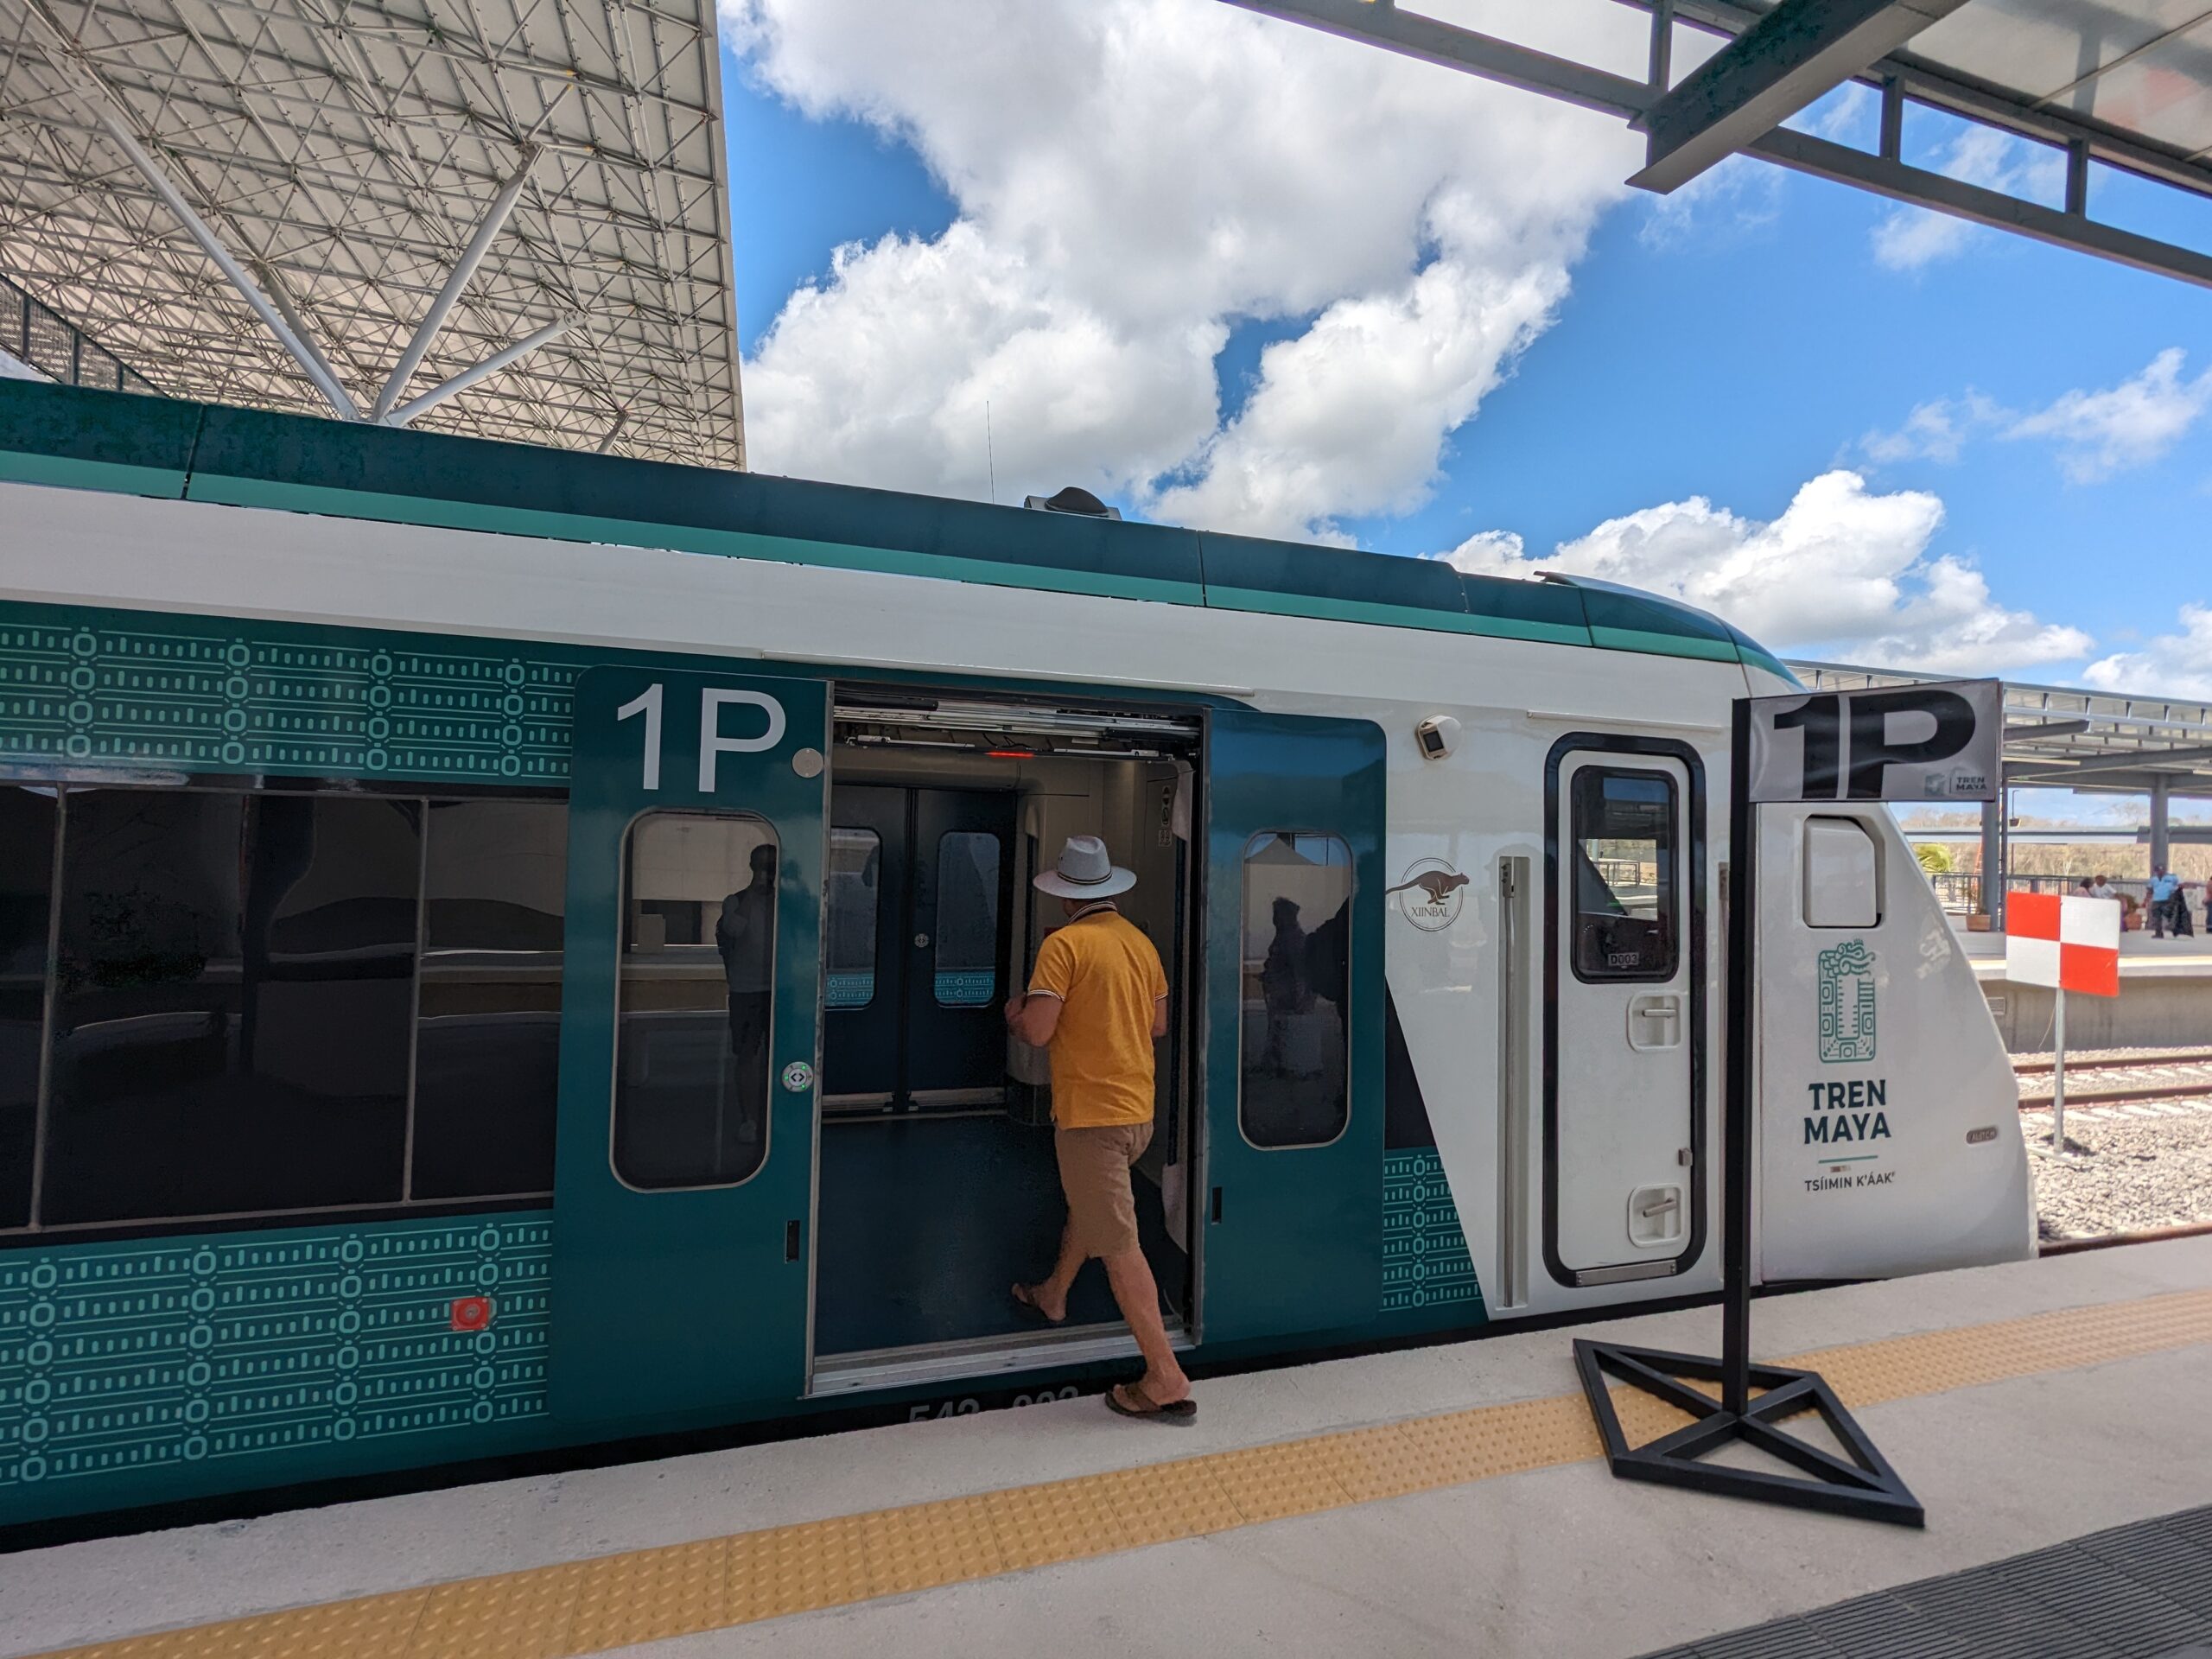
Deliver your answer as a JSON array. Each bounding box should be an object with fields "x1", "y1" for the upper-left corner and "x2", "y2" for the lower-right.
[{"x1": 2005, "y1": 892, "x2": 2121, "y2": 997}]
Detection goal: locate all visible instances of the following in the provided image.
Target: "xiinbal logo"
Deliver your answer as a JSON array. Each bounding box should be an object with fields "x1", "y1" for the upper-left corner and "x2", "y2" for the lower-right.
[{"x1": 1387, "y1": 859, "x2": 1468, "y2": 931}]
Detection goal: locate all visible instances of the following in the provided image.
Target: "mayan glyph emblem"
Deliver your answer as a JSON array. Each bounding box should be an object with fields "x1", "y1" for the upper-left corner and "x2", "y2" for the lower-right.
[{"x1": 1817, "y1": 938, "x2": 1877, "y2": 1064}]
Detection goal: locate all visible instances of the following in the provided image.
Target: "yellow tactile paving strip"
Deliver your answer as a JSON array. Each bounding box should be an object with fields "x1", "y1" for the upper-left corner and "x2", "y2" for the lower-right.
[{"x1": 35, "y1": 1286, "x2": 2212, "y2": 1659}]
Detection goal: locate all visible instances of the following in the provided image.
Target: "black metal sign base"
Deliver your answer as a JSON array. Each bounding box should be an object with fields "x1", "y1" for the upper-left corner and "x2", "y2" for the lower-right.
[{"x1": 1573, "y1": 1338, "x2": 1924, "y2": 1528}]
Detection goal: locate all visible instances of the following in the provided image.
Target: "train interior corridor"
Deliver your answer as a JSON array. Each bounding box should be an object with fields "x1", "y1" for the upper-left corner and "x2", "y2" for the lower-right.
[{"x1": 811, "y1": 694, "x2": 1199, "y2": 1380}]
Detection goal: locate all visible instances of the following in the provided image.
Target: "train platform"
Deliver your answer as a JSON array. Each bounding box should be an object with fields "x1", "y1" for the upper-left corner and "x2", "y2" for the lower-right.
[{"x1": 3, "y1": 1236, "x2": 2209, "y2": 1659}]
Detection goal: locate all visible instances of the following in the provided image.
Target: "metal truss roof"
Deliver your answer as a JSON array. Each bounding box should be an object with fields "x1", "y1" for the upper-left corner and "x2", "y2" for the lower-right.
[
  {"x1": 1229, "y1": 0, "x2": 2212, "y2": 291},
  {"x1": 0, "y1": 0, "x2": 743, "y2": 465},
  {"x1": 1789, "y1": 659, "x2": 2212, "y2": 797}
]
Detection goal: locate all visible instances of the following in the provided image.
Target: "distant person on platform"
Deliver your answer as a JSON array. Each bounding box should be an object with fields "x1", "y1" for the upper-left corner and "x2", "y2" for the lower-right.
[
  {"x1": 1005, "y1": 836, "x2": 1192, "y2": 1424},
  {"x1": 2145, "y1": 865, "x2": 2198, "y2": 938},
  {"x1": 2088, "y1": 874, "x2": 2118, "y2": 901}
]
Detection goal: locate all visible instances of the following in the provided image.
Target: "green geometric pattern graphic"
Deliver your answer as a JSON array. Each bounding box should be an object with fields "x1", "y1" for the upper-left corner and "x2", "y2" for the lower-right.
[
  {"x1": 0, "y1": 1212, "x2": 552, "y2": 1499},
  {"x1": 1381, "y1": 1149, "x2": 1481, "y2": 1313},
  {"x1": 0, "y1": 613, "x2": 578, "y2": 782}
]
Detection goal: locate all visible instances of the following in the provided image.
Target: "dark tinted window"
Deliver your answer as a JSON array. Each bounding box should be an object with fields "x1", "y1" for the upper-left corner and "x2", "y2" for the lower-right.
[
  {"x1": 411, "y1": 799, "x2": 566, "y2": 1200},
  {"x1": 933, "y1": 830, "x2": 999, "y2": 1007},
  {"x1": 614, "y1": 814, "x2": 777, "y2": 1189},
  {"x1": 0, "y1": 788, "x2": 54, "y2": 1229},
  {"x1": 1239, "y1": 833, "x2": 1351, "y2": 1149},
  {"x1": 824, "y1": 827, "x2": 880, "y2": 1010},
  {"x1": 1571, "y1": 767, "x2": 1677, "y2": 982},
  {"x1": 44, "y1": 791, "x2": 416, "y2": 1224}
]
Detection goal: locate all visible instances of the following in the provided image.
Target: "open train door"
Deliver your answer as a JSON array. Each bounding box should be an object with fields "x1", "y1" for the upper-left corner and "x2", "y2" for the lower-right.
[
  {"x1": 552, "y1": 664, "x2": 826, "y2": 1424},
  {"x1": 1200, "y1": 708, "x2": 1387, "y2": 1344}
]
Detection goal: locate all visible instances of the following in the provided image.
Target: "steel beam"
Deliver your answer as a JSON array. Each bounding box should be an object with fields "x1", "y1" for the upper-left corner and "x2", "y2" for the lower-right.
[
  {"x1": 373, "y1": 149, "x2": 539, "y2": 423},
  {"x1": 1630, "y1": 0, "x2": 1970, "y2": 193},
  {"x1": 1219, "y1": 0, "x2": 1649, "y2": 119},
  {"x1": 2004, "y1": 719, "x2": 2093, "y2": 741},
  {"x1": 1746, "y1": 125, "x2": 2212, "y2": 290},
  {"x1": 2005, "y1": 743, "x2": 2212, "y2": 783},
  {"x1": 387, "y1": 315, "x2": 582, "y2": 427}
]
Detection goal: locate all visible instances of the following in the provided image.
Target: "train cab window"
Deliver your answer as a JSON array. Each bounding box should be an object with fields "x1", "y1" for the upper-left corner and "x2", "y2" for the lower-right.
[
  {"x1": 933, "y1": 830, "x2": 1000, "y2": 1007},
  {"x1": 613, "y1": 812, "x2": 778, "y2": 1190},
  {"x1": 1570, "y1": 768, "x2": 1678, "y2": 982},
  {"x1": 44, "y1": 790, "x2": 417, "y2": 1226},
  {"x1": 825, "y1": 828, "x2": 880, "y2": 1010},
  {"x1": 1238, "y1": 832, "x2": 1352, "y2": 1149},
  {"x1": 412, "y1": 798, "x2": 567, "y2": 1200},
  {"x1": 0, "y1": 787, "x2": 56, "y2": 1230}
]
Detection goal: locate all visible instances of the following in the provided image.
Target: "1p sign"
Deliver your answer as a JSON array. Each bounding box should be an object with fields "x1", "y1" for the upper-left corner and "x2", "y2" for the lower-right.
[{"x1": 1745, "y1": 680, "x2": 2000, "y2": 804}]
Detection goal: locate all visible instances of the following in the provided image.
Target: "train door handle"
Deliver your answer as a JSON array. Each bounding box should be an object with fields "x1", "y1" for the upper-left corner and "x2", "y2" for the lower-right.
[{"x1": 1627, "y1": 995, "x2": 1681, "y2": 1051}]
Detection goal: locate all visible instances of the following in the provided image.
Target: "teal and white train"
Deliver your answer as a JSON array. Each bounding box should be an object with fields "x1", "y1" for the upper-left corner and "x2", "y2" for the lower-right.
[{"x1": 0, "y1": 379, "x2": 2031, "y2": 1532}]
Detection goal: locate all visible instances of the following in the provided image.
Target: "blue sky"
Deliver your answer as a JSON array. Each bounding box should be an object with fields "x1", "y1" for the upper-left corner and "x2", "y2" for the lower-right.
[{"x1": 719, "y1": 3, "x2": 2211, "y2": 818}]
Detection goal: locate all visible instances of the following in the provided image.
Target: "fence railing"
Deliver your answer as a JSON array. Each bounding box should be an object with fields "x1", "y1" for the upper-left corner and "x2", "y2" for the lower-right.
[
  {"x1": 1, "y1": 274, "x2": 157, "y2": 396},
  {"x1": 1928, "y1": 871, "x2": 2155, "y2": 914}
]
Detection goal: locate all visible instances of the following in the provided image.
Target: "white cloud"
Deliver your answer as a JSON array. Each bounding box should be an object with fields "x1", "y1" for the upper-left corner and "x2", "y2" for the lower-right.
[
  {"x1": 1872, "y1": 126, "x2": 2063, "y2": 271},
  {"x1": 728, "y1": 0, "x2": 1637, "y2": 537},
  {"x1": 1443, "y1": 469, "x2": 2091, "y2": 674},
  {"x1": 1860, "y1": 392, "x2": 1999, "y2": 465},
  {"x1": 1858, "y1": 350, "x2": 2212, "y2": 482},
  {"x1": 2005, "y1": 347, "x2": 2212, "y2": 484},
  {"x1": 2084, "y1": 605, "x2": 2212, "y2": 698}
]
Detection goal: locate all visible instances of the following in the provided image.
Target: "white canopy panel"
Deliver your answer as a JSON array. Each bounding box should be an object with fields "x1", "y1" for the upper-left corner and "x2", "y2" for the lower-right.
[{"x1": 0, "y1": 0, "x2": 744, "y2": 465}]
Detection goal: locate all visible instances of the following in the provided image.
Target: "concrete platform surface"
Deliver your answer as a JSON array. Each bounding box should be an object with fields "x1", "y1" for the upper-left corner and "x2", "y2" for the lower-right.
[{"x1": 3, "y1": 1238, "x2": 2210, "y2": 1659}]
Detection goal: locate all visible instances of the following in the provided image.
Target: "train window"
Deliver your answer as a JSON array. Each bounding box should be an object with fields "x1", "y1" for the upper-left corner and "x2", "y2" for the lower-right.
[
  {"x1": 0, "y1": 788, "x2": 55, "y2": 1230},
  {"x1": 44, "y1": 791, "x2": 416, "y2": 1226},
  {"x1": 1570, "y1": 768, "x2": 1678, "y2": 982},
  {"x1": 934, "y1": 830, "x2": 1000, "y2": 1007},
  {"x1": 824, "y1": 827, "x2": 880, "y2": 1009},
  {"x1": 411, "y1": 799, "x2": 568, "y2": 1201},
  {"x1": 1238, "y1": 832, "x2": 1352, "y2": 1149},
  {"x1": 613, "y1": 812, "x2": 778, "y2": 1190}
]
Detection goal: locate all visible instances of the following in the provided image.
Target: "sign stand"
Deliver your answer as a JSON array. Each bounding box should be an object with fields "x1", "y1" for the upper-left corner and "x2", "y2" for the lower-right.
[
  {"x1": 2003, "y1": 889, "x2": 2119, "y2": 1155},
  {"x1": 2052, "y1": 986, "x2": 2067, "y2": 1153},
  {"x1": 1572, "y1": 676, "x2": 2002, "y2": 1527}
]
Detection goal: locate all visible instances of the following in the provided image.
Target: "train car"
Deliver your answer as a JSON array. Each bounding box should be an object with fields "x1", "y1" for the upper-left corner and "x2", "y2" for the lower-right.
[{"x1": 0, "y1": 379, "x2": 2031, "y2": 1531}]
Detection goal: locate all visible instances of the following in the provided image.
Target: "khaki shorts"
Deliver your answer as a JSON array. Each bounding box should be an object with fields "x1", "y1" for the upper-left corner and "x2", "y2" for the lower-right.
[{"x1": 1054, "y1": 1121, "x2": 1154, "y2": 1259}]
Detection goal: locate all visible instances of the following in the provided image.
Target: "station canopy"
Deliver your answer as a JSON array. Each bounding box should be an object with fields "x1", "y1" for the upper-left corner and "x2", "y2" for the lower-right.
[
  {"x1": 1789, "y1": 660, "x2": 2212, "y2": 800},
  {"x1": 0, "y1": 0, "x2": 744, "y2": 465},
  {"x1": 1230, "y1": 0, "x2": 2212, "y2": 290}
]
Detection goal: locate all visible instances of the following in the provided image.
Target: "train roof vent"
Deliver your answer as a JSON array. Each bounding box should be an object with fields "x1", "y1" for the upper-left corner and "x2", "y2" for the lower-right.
[{"x1": 1023, "y1": 486, "x2": 1122, "y2": 520}]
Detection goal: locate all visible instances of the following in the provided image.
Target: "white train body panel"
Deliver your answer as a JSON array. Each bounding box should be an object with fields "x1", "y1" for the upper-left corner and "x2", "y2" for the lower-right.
[{"x1": 0, "y1": 478, "x2": 2034, "y2": 1313}]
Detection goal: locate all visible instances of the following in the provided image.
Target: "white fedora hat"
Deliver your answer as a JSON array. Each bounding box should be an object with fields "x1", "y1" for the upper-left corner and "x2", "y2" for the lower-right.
[{"x1": 1033, "y1": 834, "x2": 1136, "y2": 900}]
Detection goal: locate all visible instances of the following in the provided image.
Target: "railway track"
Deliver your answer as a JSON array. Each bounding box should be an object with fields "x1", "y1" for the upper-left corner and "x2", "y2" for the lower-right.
[
  {"x1": 2012, "y1": 1050, "x2": 2212, "y2": 1110},
  {"x1": 2040, "y1": 1219, "x2": 2212, "y2": 1255}
]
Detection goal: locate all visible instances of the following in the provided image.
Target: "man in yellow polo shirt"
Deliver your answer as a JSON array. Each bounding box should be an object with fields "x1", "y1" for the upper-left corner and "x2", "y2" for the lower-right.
[{"x1": 1005, "y1": 835, "x2": 1193, "y2": 1423}]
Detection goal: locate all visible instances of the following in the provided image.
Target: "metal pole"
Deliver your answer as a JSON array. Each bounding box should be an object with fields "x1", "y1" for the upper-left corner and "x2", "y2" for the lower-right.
[
  {"x1": 87, "y1": 107, "x2": 359, "y2": 420},
  {"x1": 2150, "y1": 774, "x2": 2171, "y2": 876},
  {"x1": 2052, "y1": 986, "x2": 2066, "y2": 1153},
  {"x1": 372, "y1": 149, "x2": 539, "y2": 422},
  {"x1": 385, "y1": 315, "x2": 581, "y2": 426},
  {"x1": 1721, "y1": 698, "x2": 1757, "y2": 1415}
]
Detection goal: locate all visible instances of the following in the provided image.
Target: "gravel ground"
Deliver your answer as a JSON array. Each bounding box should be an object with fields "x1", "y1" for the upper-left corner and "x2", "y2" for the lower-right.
[{"x1": 2021, "y1": 1100, "x2": 2212, "y2": 1239}]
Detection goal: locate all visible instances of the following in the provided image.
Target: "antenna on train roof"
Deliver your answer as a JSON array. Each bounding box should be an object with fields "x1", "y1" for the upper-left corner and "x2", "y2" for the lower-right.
[{"x1": 1023, "y1": 486, "x2": 1122, "y2": 520}]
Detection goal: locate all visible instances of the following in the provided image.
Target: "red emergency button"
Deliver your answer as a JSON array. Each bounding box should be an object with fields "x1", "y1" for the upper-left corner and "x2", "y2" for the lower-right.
[{"x1": 450, "y1": 1295, "x2": 494, "y2": 1332}]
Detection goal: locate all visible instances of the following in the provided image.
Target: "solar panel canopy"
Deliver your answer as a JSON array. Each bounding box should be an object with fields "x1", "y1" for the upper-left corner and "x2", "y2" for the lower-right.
[{"x1": 0, "y1": 0, "x2": 744, "y2": 466}]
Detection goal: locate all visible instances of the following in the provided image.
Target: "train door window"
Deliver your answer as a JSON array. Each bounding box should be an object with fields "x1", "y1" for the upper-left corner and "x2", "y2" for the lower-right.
[
  {"x1": 1238, "y1": 832, "x2": 1352, "y2": 1149},
  {"x1": 0, "y1": 786, "x2": 55, "y2": 1230},
  {"x1": 412, "y1": 798, "x2": 568, "y2": 1200},
  {"x1": 45, "y1": 790, "x2": 417, "y2": 1226},
  {"x1": 933, "y1": 830, "x2": 1000, "y2": 1007},
  {"x1": 614, "y1": 812, "x2": 778, "y2": 1190},
  {"x1": 825, "y1": 828, "x2": 880, "y2": 1010},
  {"x1": 1569, "y1": 769, "x2": 1678, "y2": 982}
]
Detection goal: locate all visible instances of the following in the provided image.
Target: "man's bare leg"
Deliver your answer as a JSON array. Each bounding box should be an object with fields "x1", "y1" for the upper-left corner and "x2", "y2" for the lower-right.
[
  {"x1": 1103, "y1": 1247, "x2": 1189, "y2": 1403},
  {"x1": 1018, "y1": 1220, "x2": 1084, "y2": 1322}
]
